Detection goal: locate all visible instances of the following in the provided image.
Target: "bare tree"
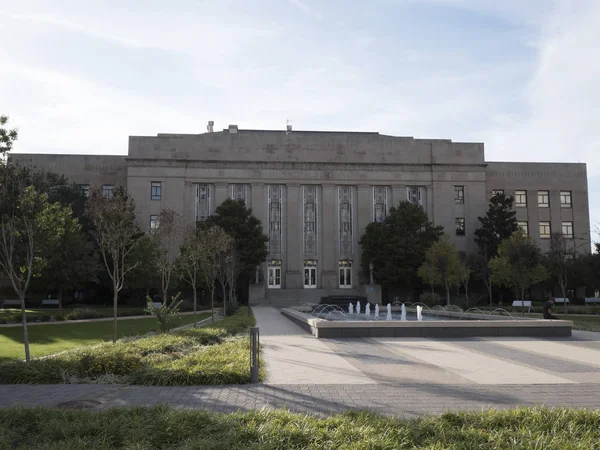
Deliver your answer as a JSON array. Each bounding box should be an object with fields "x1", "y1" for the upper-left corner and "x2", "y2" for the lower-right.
[
  {"x1": 153, "y1": 209, "x2": 187, "y2": 305},
  {"x1": 197, "y1": 225, "x2": 233, "y2": 322},
  {"x1": 547, "y1": 232, "x2": 576, "y2": 315},
  {"x1": 459, "y1": 258, "x2": 473, "y2": 307},
  {"x1": 225, "y1": 247, "x2": 239, "y2": 313},
  {"x1": 179, "y1": 229, "x2": 205, "y2": 327},
  {"x1": 88, "y1": 187, "x2": 141, "y2": 343},
  {"x1": 471, "y1": 252, "x2": 494, "y2": 307}
]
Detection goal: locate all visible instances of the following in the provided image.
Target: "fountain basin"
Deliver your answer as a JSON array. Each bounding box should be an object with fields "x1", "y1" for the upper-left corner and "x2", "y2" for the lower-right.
[{"x1": 282, "y1": 308, "x2": 573, "y2": 338}]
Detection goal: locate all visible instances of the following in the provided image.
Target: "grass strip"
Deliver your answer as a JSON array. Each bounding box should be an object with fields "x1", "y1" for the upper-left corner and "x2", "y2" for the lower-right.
[{"x1": 0, "y1": 406, "x2": 599, "y2": 449}]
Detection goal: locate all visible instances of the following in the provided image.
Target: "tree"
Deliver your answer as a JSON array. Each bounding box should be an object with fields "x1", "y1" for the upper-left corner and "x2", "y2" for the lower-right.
[
  {"x1": 0, "y1": 182, "x2": 77, "y2": 361},
  {"x1": 196, "y1": 225, "x2": 233, "y2": 322},
  {"x1": 203, "y1": 199, "x2": 268, "y2": 302},
  {"x1": 360, "y1": 201, "x2": 444, "y2": 287},
  {"x1": 474, "y1": 193, "x2": 519, "y2": 259},
  {"x1": 33, "y1": 221, "x2": 99, "y2": 310},
  {"x1": 88, "y1": 186, "x2": 142, "y2": 343},
  {"x1": 127, "y1": 234, "x2": 161, "y2": 299},
  {"x1": 0, "y1": 115, "x2": 18, "y2": 158},
  {"x1": 153, "y1": 209, "x2": 188, "y2": 304},
  {"x1": 546, "y1": 232, "x2": 576, "y2": 315},
  {"x1": 470, "y1": 253, "x2": 494, "y2": 307},
  {"x1": 418, "y1": 235, "x2": 462, "y2": 306},
  {"x1": 179, "y1": 229, "x2": 207, "y2": 327},
  {"x1": 490, "y1": 230, "x2": 548, "y2": 312},
  {"x1": 459, "y1": 257, "x2": 473, "y2": 307}
]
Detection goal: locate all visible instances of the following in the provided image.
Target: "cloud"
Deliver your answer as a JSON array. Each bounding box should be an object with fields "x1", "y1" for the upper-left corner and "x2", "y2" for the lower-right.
[{"x1": 288, "y1": 0, "x2": 322, "y2": 20}]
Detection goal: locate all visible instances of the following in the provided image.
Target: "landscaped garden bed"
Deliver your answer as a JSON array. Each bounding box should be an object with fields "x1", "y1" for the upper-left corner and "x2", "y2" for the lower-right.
[
  {"x1": 0, "y1": 308, "x2": 259, "y2": 385},
  {"x1": 0, "y1": 406, "x2": 598, "y2": 449}
]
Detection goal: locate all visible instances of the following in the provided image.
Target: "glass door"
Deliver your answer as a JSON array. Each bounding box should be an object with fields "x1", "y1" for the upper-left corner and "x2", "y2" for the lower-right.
[
  {"x1": 303, "y1": 262, "x2": 317, "y2": 288},
  {"x1": 339, "y1": 261, "x2": 352, "y2": 288},
  {"x1": 268, "y1": 267, "x2": 281, "y2": 289}
]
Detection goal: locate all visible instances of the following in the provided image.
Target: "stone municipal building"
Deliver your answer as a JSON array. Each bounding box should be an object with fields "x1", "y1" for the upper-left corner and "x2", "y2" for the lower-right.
[{"x1": 11, "y1": 124, "x2": 591, "y2": 303}]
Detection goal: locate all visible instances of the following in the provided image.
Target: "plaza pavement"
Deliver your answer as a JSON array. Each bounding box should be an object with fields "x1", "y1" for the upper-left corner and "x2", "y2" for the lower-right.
[{"x1": 1, "y1": 306, "x2": 600, "y2": 417}]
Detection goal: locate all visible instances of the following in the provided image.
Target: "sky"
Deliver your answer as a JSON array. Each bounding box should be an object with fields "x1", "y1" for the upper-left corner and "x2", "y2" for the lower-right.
[{"x1": 1, "y1": 0, "x2": 599, "y2": 239}]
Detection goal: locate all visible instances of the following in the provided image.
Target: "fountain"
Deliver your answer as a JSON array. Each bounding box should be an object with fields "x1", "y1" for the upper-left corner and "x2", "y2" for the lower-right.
[
  {"x1": 386, "y1": 303, "x2": 392, "y2": 320},
  {"x1": 349, "y1": 303, "x2": 354, "y2": 315},
  {"x1": 401, "y1": 303, "x2": 407, "y2": 321},
  {"x1": 416, "y1": 305, "x2": 423, "y2": 321},
  {"x1": 374, "y1": 304, "x2": 380, "y2": 319},
  {"x1": 356, "y1": 300, "x2": 361, "y2": 315},
  {"x1": 365, "y1": 303, "x2": 371, "y2": 317}
]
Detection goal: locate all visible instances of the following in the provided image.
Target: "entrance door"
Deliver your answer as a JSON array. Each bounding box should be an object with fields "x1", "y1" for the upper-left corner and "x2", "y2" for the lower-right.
[
  {"x1": 304, "y1": 267, "x2": 317, "y2": 288},
  {"x1": 268, "y1": 267, "x2": 281, "y2": 289},
  {"x1": 339, "y1": 261, "x2": 352, "y2": 288}
]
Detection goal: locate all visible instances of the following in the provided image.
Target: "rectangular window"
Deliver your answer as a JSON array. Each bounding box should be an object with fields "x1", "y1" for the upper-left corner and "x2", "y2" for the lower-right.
[
  {"x1": 515, "y1": 190, "x2": 527, "y2": 207},
  {"x1": 77, "y1": 184, "x2": 90, "y2": 198},
  {"x1": 539, "y1": 221, "x2": 551, "y2": 239},
  {"x1": 406, "y1": 186, "x2": 422, "y2": 205},
  {"x1": 492, "y1": 189, "x2": 504, "y2": 196},
  {"x1": 150, "y1": 215, "x2": 159, "y2": 230},
  {"x1": 373, "y1": 186, "x2": 389, "y2": 222},
  {"x1": 455, "y1": 218, "x2": 465, "y2": 236},
  {"x1": 517, "y1": 221, "x2": 529, "y2": 236},
  {"x1": 151, "y1": 182, "x2": 162, "y2": 201},
  {"x1": 454, "y1": 186, "x2": 464, "y2": 204},
  {"x1": 339, "y1": 186, "x2": 353, "y2": 256},
  {"x1": 195, "y1": 184, "x2": 212, "y2": 221},
  {"x1": 560, "y1": 191, "x2": 572, "y2": 208},
  {"x1": 303, "y1": 185, "x2": 318, "y2": 257},
  {"x1": 537, "y1": 190, "x2": 549, "y2": 208},
  {"x1": 562, "y1": 221, "x2": 574, "y2": 238},
  {"x1": 102, "y1": 184, "x2": 114, "y2": 198}
]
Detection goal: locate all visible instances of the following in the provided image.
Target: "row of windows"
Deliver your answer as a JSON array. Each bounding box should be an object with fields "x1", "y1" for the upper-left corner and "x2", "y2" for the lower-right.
[
  {"x1": 517, "y1": 221, "x2": 574, "y2": 239},
  {"x1": 493, "y1": 189, "x2": 572, "y2": 209}
]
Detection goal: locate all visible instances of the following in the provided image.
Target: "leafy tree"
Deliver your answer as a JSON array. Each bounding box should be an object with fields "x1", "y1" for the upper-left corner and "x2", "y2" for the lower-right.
[
  {"x1": 546, "y1": 233, "x2": 576, "y2": 315},
  {"x1": 418, "y1": 234, "x2": 462, "y2": 305},
  {"x1": 88, "y1": 186, "x2": 142, "y2": 343},
  {"x1": 203, "y1": 199, "x2": 268, "y2": 301},
  {"x1": 196, "y1": 225, "x2": 233, "y2": 322},
  {"x1": 360, "y1": 201, "x2": 444, "y2": 287},
  {"x1": 474, "y1": 193, "x2": 519, "y2": 258},
  {"x1": 33, "y1": 221, "x2": 99, "y2": 310},
  {"x1": 0, "y1": 115, "x2": 18, "y2": 157},
  {"x1": 179, "y1": 229, "x2": 207, "y2": 326},
  {"x1": 153, "y1": 210, "x2": 188, "y2": 304},
  {"x1": 127, "y1": 234, "x2": 161, "y2": 299},
  {"x1": 490, "y1": 230, "x2": 548, "y2": 311},
  {"x1": 0, "y1": 182, "x2": 78, "y2": 361}
]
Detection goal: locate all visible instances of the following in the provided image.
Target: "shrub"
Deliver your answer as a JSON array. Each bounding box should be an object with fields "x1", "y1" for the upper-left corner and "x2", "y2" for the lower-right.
[
  {"x1": 419, "y1": 292, "x2": 441, "y2": 306},
  {"x1": 65, "y1": 308, "x2": 104, "y2": 321},
  {"x1": 144, "y1": 293, "x2": 183, "y2": 332}
]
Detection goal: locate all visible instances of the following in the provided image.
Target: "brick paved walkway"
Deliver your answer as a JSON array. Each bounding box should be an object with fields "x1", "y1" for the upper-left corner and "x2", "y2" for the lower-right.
[{"x1": 1, "y1": 307, "x2": 600, "y2": 417}]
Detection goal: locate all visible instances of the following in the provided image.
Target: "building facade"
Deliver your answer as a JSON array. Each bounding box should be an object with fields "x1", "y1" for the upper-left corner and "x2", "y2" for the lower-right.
[{"x1": 11, "y1": 126, "x2": 591, "y2": 298}]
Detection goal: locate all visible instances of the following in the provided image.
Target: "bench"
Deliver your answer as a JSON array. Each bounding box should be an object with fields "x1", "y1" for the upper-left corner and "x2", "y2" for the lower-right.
[
  {"x1": 147, "y1": 302, "x2": 162, "y2": 309},
  {"x1": 554, "y1": 298, "x2": 570, "y2": 304},
  {"x1": 2, "y1": 299, "x2": 21, "y2": 308},
  {"x1": 40, "y1": 299, "x2": 60, "y2": 307},
  {"x1": 512, "y1": 300, "x2": 533, "y2": 313},
  {"x1": 584, "y1": 298, "x2": 600, "y2": 306}
]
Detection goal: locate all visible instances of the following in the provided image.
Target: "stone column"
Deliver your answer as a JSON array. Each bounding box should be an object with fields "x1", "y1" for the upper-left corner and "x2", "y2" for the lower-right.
[
  {"x1": 214, "y1": 183, "x2": 228, "y2": 210},
  {"x1": 392, "y1": 185, "x2": 405, "y2": 208},
  {"x1": 356, "y1": 185, "x2": 372, "y2": 286},
  {"x1": 321, "y1": 185, "x2": 337, "y2": 289},
  {"x1": 285, "y1": 184, "x2": 302, "y2": 289},
  {"x1": 427, "y1": 186, "x2": 434, "y2": 222}
]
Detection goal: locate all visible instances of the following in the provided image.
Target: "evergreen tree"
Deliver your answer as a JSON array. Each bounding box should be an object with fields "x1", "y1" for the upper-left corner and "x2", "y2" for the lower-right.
[{"x1": 474, "y1": 193, "x2": 519, "y2": 258}]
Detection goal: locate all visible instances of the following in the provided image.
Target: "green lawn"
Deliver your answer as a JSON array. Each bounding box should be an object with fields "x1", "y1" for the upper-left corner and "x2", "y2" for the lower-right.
[
  {"x1": 560, "y1": 315, "x2": 600, "y2": 332},
  {"x1": 0, "y1": 307, "x2": 147, "y2": 322},
  {"x1": 0, "y1": 313, "x2": 211, "y2": 362},
  {"x1": 0, "y1": 407, "x2": 599, "y2": 449}
]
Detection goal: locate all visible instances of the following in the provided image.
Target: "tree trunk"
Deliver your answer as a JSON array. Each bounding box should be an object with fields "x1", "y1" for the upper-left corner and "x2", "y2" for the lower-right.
[
  {"x1": 192, "y1": 285, "x2": 197, "y2": 328},
  {"x1": 113, "y1": 287, "x2": 118, "y2": 343},
  {"x1": 20, "y1": 293, "x2": 31, "y2": 362},
  {"x1": 464, "y1": 284, "x2": 469, "y2": 307},
  {"x1": 488, "y1": 280, "x2": 493, "y2": 307},
  {"x1": 521, "y1": 287, "x2": 525, "y2": 317},
  {"x1": 210, "y1": 285, "x2": 215, "y2": 323},
  {"x1": 221, "y1": 281, "x2": 227, "y2": 317},
  {"x1": 445, "y1": 283, "x2": 450, "y2": 306},
  {"x1": 58, "y1": 288, "x2": 63, "y2": 311},
  {"x1": 561, "y1": 284, "x2": 568, "y2": 316}
]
